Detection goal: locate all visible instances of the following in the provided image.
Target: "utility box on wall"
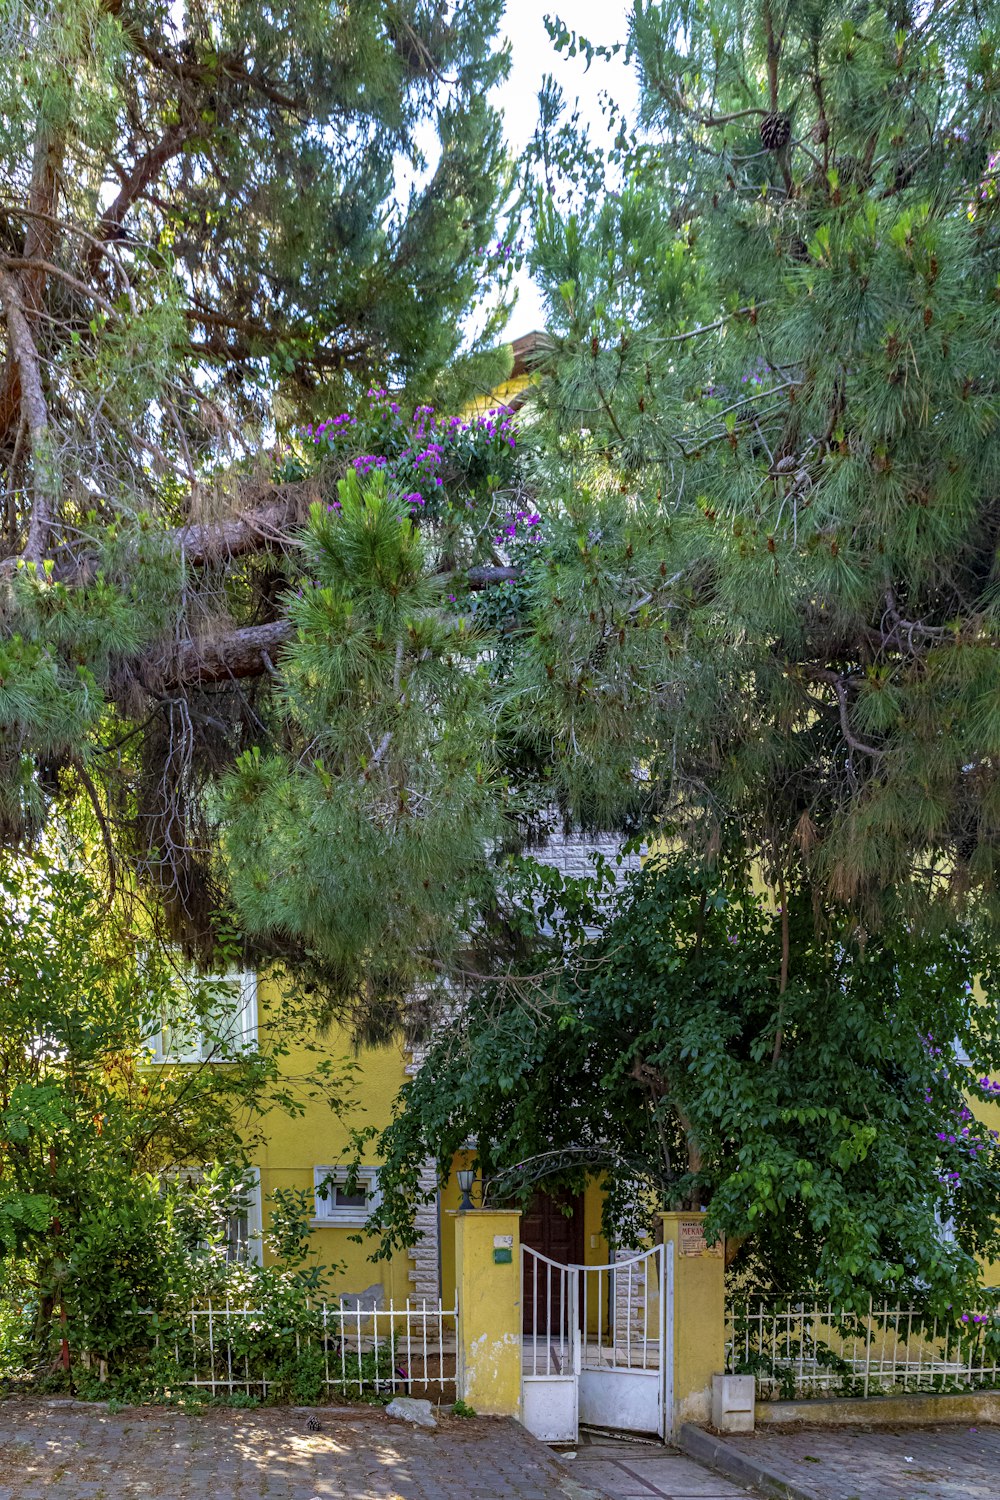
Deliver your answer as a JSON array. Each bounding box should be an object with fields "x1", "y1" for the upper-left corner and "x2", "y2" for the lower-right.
[{"x1": 712, "y1": 1373, "x2": 755, "y2": 1433}]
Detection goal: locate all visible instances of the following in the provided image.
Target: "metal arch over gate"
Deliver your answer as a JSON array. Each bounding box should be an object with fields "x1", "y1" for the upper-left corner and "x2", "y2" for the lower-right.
[{"x1": 520, "y1": 1242, "x2": 674, "y2": 1444}]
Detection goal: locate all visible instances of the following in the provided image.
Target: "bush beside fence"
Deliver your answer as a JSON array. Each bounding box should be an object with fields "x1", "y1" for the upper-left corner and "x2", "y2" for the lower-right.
[
  {"x1": 2, "y1": 1295, "x2": 457, "y2": 1407},
  {"x1": 148, "y1": 1298, "x2": 458, "y2": 1403},
  {"x1": 727, "y1": 1296, "x2": 1000, "y2": 1401}
]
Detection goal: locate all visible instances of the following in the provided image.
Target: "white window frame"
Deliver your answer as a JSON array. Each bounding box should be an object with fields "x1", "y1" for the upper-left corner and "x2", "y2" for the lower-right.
[
  {"x1": 145, "y1": 970, "x2": 258, "y2": 1064},
  {"x1": 162, "y1": 1165, "x2": 263, "y2": 1265},
  {"x1": 313, "y1": 1165, "x2": 380, "y2": 1228},
  {"x1": 227, "y1": 1166, "x2": 264, "y2": 1265},
  {"x1": 934, "y1": 1203, "x2": 957, "y2": 1247}
]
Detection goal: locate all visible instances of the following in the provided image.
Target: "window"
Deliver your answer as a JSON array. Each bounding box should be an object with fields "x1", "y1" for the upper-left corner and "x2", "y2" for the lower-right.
[
  {"x1": 164, "y1": 1166, "x2": 263, "y2": 1265},
  {"x1": 934, "y1": 1204, "x2": 957, "y2": 1247},
  {"x1": 225, "y1": 1167, "x2": 263, "y2": 1265},
  {"x1": 313, "y1": 1165, "x2": 380, "y2": 1228},
  {"x1": 145, "y1": 970, "x2": 258, "y2": 1063}
]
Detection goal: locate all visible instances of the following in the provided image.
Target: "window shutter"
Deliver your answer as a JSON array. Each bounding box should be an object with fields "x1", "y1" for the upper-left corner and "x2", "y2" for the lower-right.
[{"x1": 314, "y1": 1165, "x2": 333, "y2": 1219}]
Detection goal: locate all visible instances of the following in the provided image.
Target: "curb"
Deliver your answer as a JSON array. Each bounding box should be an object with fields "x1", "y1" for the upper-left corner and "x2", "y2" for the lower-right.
[
  {"x1": 757, "y1": 1388, "x2": 1000, "y2": 1428},
  {"x1": 679, "y1": 1424, "x2": 822, "y2": 1500}
]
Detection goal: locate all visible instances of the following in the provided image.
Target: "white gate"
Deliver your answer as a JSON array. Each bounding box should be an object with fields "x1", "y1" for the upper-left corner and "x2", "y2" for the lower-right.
[{"x1": 521, "y1": 1242, "x2": 674, "y2": 1444}]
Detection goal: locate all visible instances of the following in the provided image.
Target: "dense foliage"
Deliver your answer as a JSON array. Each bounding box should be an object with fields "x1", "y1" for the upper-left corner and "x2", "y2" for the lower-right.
[
  {"x1": 0, "y1": 851, "x2": 353, "y2": 1382},
  {"x1": 228, "y1": 0, "x2": 1000, "y2": 1007},
  {"x1": 368, "y1": 854, "x2": 1000, "y2": 1306},
  {"x1": 206, "y1": 0, "x2": 1000, "y2": 1295},
  {"x1": 2, "y1": 0, "x2": 1000, "y2": 1308},
  {"x1": 0, "y1": 0, "x2": 513, "y2": 969},
  {"x1": 518, "y1": 0, "x2": 1000, "y2": 920}
]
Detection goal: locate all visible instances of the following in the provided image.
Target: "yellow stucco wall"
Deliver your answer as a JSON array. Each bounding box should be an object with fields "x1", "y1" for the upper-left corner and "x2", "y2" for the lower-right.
[
  {"x1": 206, "y1": 908, "x2": 1000, "y2": 1305},
  {"x1": 236, "y1": 977, "x2": 617, "y2": 1304},
  {"x1": 464, "y1": 369, "x2": 534, "y2": 416},
  {"x1": 970, "y1": 1087, "x2": 1000, "y2": 1286},
  {"x1": 453, "y1": 1210, "x2": 523, "y2": 1416},
  {"x1": 251, "y1": 976, "x2": 412, "y2": 1300}
]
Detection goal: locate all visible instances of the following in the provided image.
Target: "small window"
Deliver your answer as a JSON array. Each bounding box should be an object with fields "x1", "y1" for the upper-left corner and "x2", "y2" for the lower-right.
[
  {"x1": 935, "y1": 1205, "x2": 957, "y2": 1247},
  {"x1": 145, "y1": 970, "x2": 258, "y2": 1064},
  {"x1": 163, "y1": 1166, "x2": 263, "y2": 1265},
  {"x1": 313, "y1": 1165, "x2": 380, "y2": 1227}
]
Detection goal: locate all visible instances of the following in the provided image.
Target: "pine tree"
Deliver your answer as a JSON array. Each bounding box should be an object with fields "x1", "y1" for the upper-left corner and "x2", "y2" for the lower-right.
[
  {"x1": 517, "y1": 0, "x2": 1000, "y2": 925},
  {"x1": 196, "y1": 2, "x2": 1000, "y2": 1010},
  {"x1": 0, "y1": 0, "x2": 513, "y2": 961},
  {"x1": 4, "y1": 0, "x2": 1000, "y2": 1015}
]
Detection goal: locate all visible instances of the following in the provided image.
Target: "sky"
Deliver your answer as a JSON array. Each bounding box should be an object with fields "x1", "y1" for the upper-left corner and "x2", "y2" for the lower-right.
[{"x1": 491, "y1": 0, "x2": 639, "y2": 334}]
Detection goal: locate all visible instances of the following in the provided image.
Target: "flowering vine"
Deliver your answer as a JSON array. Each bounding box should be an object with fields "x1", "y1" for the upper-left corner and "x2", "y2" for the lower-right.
[{"x1": 298, "y1": 389, "x2": 518, "y2": 521}]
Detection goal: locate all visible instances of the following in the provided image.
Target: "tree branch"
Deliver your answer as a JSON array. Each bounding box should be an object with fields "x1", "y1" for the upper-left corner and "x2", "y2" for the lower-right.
[
  {"x1": 141, "y1": 554, "x2": 528, "y2": 689},
  {"x1": 796, "y1": 665, "x2": 884, "y2": 758},
  {"x1": 465, "y1": 564, "x2": 520, "y2": 589},
  {"x1": 0, "y1": 270, "x2": 55, "y2": 563},
  {"x1": 146, "y1": 619, "x2": 294, "y2": 689},
  {"x1": 89, "y1": 124, "x2": 194, "y2": 273},
  {"x1": 175, "y1": 495, "x2": 306, "y2": 567},
  {"x1": 0, "y1": 124, "x2": 63, "y2": 449},
  {"x1": 0, "y1": 256, "x2": 119, "y2": 316}
]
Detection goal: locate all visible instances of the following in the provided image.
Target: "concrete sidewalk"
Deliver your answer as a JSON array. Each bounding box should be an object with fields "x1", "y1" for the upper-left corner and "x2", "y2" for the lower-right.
[
  {"x1": 681, "y1": 1421, "x2": 1000, "y2": 1500},
  {"x1": 558, "y1": 1430, "x2": 759, "y2": 1498}
]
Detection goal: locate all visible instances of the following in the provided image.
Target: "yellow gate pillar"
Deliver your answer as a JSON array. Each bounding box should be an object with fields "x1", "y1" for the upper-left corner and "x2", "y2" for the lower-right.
[
  {"x1": 660, "y1": 1211, "x2": 725, "y2": 1428},
  {"x1": 452, "y1": 1208, "x2": 522, "y2": 1417}
]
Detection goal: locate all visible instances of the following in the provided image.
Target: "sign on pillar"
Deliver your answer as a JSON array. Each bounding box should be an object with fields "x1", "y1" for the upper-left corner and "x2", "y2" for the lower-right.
[
  {"x1": 660, "y1": 1211, "x2": 725, "y2": 1429},
  {"x1": 452, "y1": 1209, "x2": 522, "y2": 1418}
]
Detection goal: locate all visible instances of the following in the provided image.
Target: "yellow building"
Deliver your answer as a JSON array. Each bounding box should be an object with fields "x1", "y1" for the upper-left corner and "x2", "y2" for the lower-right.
[
  {"x1": 144, "y1": 959, "x2": 614, "y2": 1305},
  {"x1": 144, "y1": 332, "x2": 1000, "y2": 1311}
]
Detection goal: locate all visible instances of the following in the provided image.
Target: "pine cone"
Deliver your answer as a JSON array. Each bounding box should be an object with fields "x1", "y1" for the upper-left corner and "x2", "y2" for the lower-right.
[
  {"x1": 835, "y1": 154, "x2": 872, "y2": 192},
  {"x1": 735, "y1": 401, "x2": 759, "y2": 425},
  {"x1": 811, "y1": 119, "x2": 829, "y2": 146},
  {"x1": 306, "y1": 1416, "x2": 321, "y2": 1432},
  {"x1": 760, "y1": 112, "x2": 791, "y2": 151}
]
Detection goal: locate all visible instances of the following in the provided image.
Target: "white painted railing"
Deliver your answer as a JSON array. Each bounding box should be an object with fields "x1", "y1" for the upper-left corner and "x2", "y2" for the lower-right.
[
  {"x1": 581, "y1": 1249, "x2": 661, "y2": 1373},
  {"x1": 522, "y1": 1248, "x2": 575, "y2": 1377},
  {"x1": 727, "y1": 1296, "x2": 1000, "y2": 1400},
  {"x1": 147, "y1": 1298, "x2": 457, "y2": 1400}
]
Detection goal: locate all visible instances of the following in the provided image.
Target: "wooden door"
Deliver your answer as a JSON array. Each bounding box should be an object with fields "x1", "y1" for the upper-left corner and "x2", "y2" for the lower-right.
[{"x1": 520, "y1": 1190, "x2": 584, "y2": 1334}]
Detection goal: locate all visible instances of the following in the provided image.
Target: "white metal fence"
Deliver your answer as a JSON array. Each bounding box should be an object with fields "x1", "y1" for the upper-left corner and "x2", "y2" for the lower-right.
[
  {"x1": 581, "y1": 1251, "x2": 662, "y2": 1373},
  {"x1": 727, "y1": 1297, "x2": 1000, "y2": 1401},
  {"x1": 520, "y1": 1243, "x2": 669, "y2": 1443},
  {"x1": 146, "y1": 1298, "x2": 457, "y2": 1401},
  {"x1": 522, "y1": 1248, "x2": 573, "y2": 1377}
]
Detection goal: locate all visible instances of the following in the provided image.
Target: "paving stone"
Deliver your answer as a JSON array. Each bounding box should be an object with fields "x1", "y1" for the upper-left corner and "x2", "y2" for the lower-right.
[
  {"x1": 0, "y1": 1400, "x2": 623, "y2": 1499},
  {"x1": 709, "y1": 1423, "x2": 1000, "y2": 1500},
  {"x1": 615, "y1": 1457, "x2": 747, "y2": 1496},
  {"x1": 561, "y1": 1431, "x2": 762, "y2": 1500}
]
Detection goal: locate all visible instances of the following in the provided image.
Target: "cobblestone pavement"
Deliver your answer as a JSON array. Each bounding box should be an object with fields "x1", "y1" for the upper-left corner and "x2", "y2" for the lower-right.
[
  {"x1": 0, "y1": 1398, "x2": 609, "y2": 1500},
  {"x1": 716, "y1": 1423, "x2": 1000, "y2": 1500},
  {"x1": 558, "y1": 1431, "x2": 758, "y2": 1499}
]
